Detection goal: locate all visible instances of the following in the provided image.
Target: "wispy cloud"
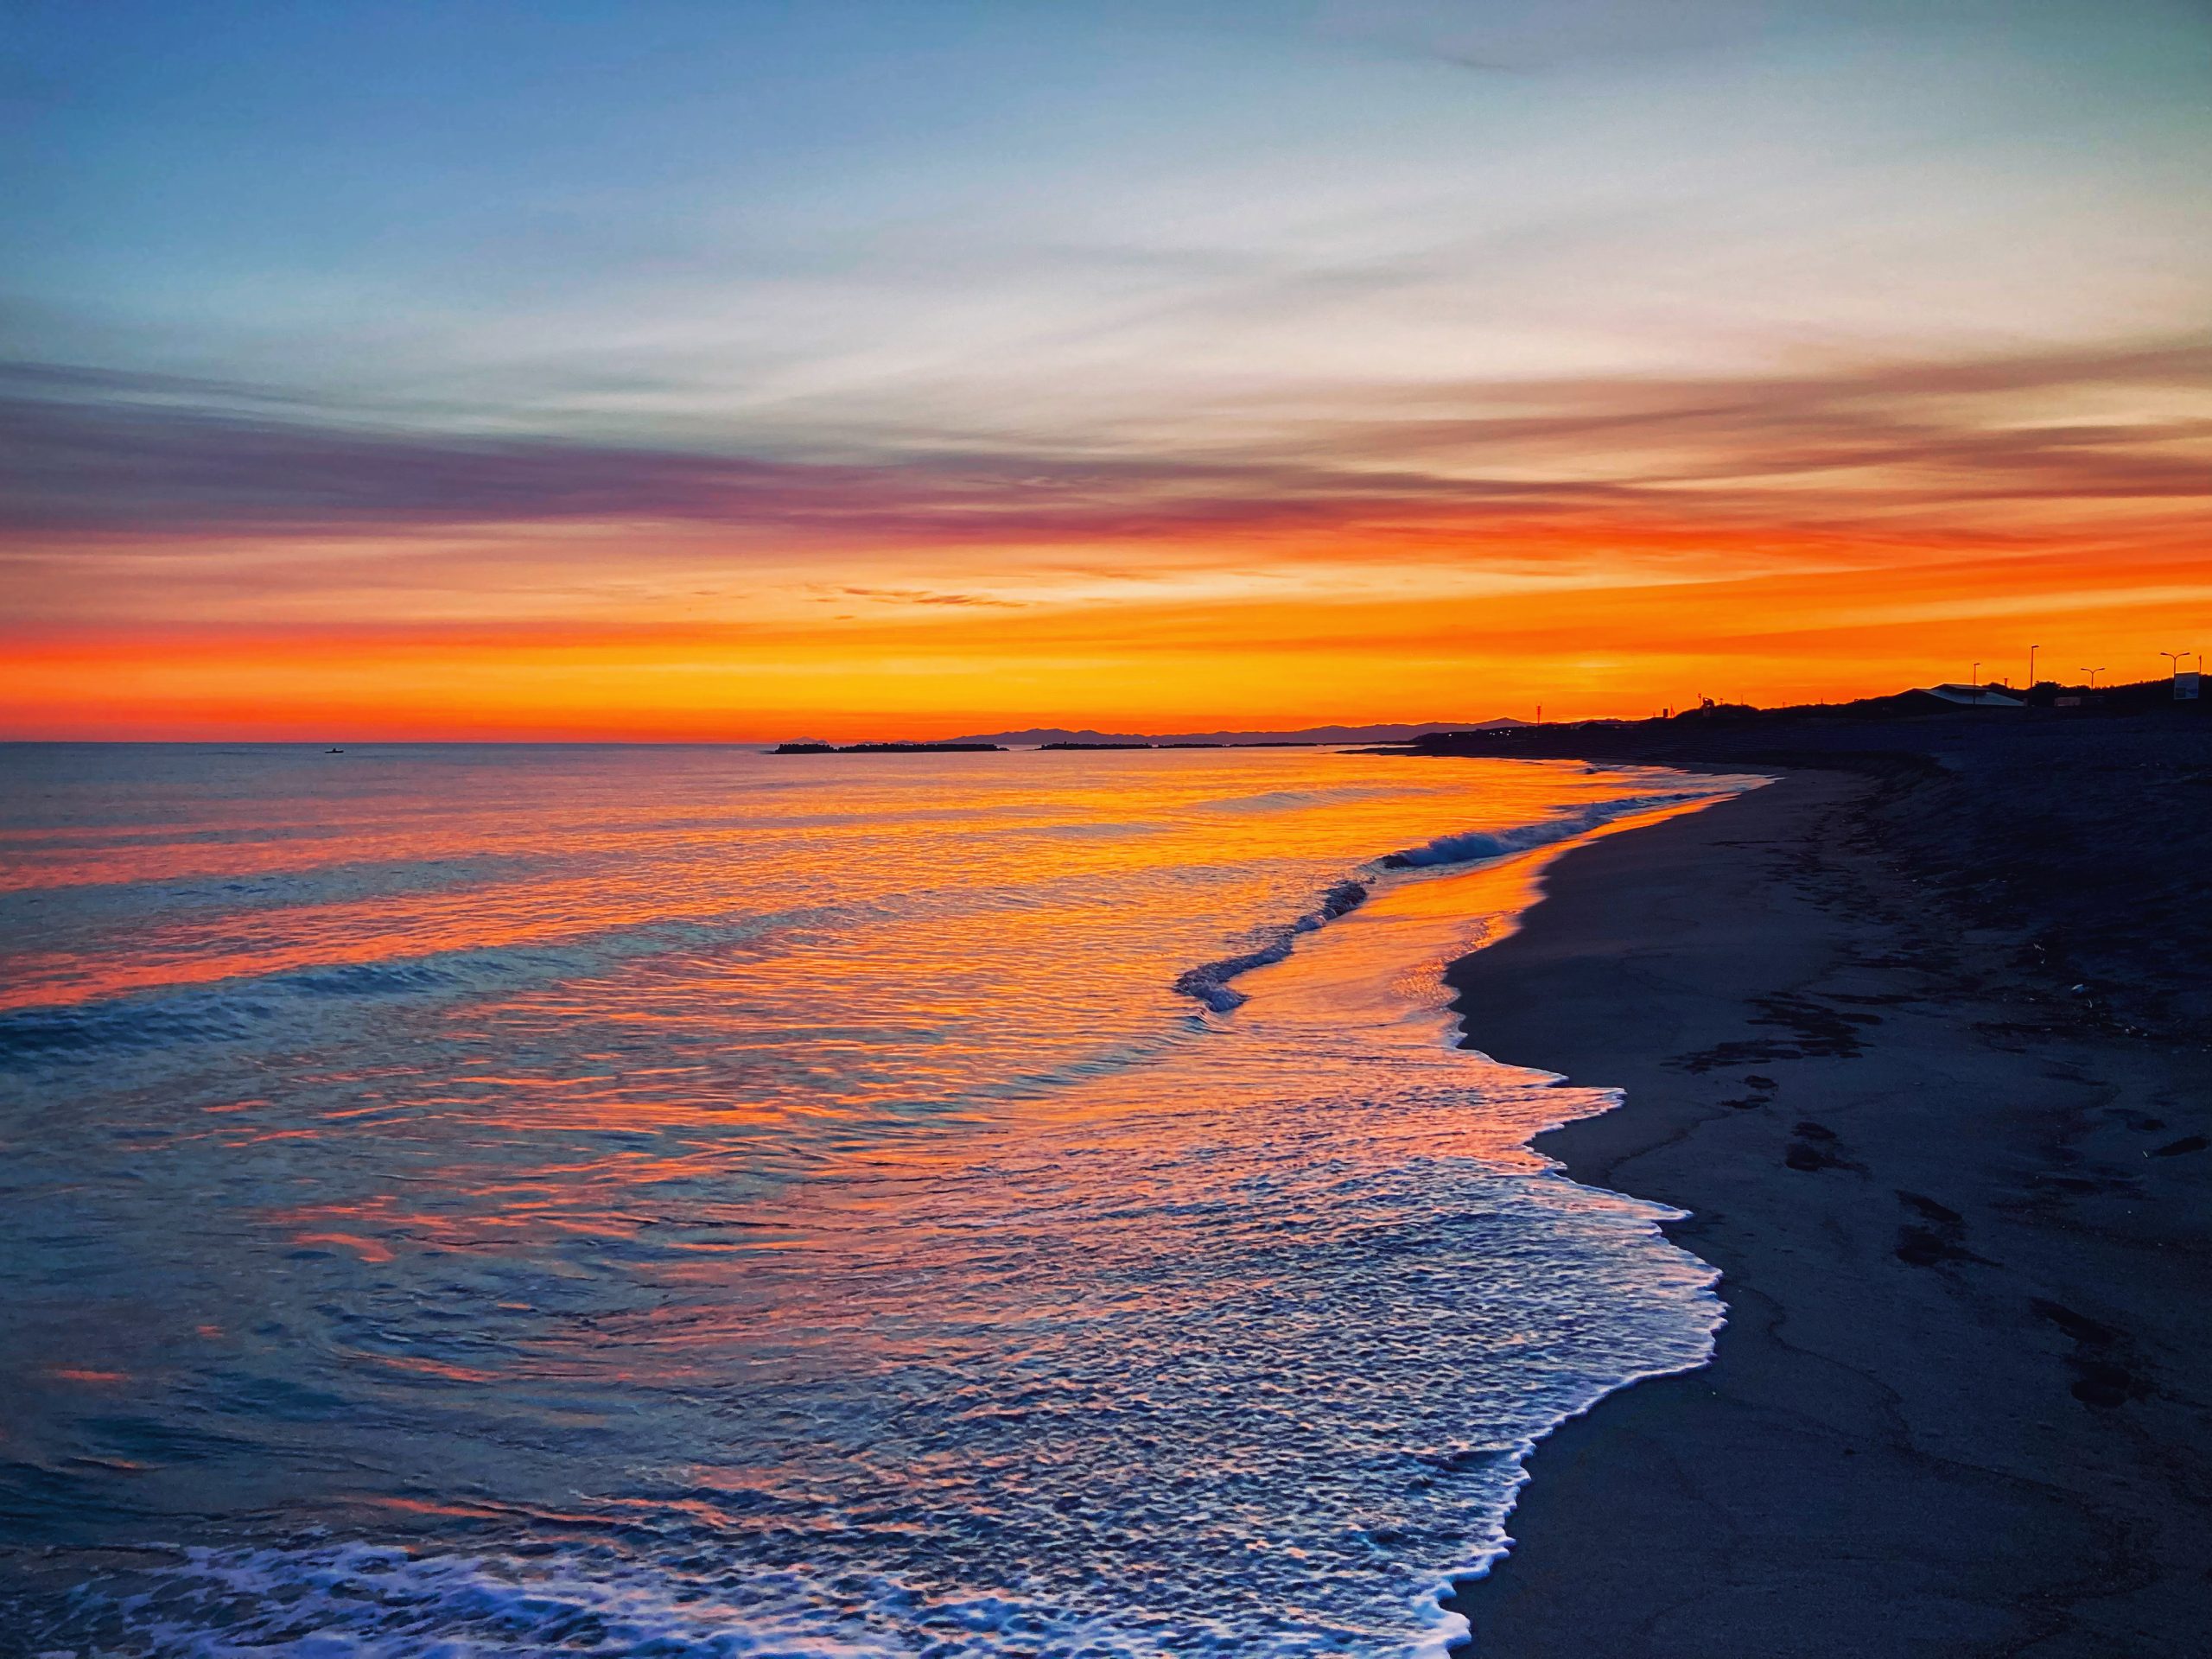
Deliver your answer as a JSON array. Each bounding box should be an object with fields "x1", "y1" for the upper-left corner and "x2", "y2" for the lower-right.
[
  {"x1": 5, "y1": 339, "x2": 2205, "y2": 556},
  {"x1": 827, "y1": 587, "x2": 1028, "y2": 607},
  {"x1": 1318, "y1": 0, "x2": 1790, "y2": 73}
]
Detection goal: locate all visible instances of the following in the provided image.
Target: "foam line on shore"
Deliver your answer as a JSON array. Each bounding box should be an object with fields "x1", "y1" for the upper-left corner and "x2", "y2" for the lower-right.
[{"x1": 1172, "y1": 784, "x2": 1748, "y2": 1014}]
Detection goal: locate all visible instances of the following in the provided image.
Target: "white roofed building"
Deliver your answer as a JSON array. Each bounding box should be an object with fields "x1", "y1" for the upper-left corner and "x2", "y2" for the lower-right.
[{"x1": 1920, "y1": 683, "x2": 2026, "y2": 708}]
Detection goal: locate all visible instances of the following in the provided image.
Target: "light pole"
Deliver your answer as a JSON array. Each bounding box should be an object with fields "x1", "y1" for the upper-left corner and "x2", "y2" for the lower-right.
[
  {"x1": 2080, "y1": 666, "x2": 2104, "y2": 688},
  {"x1": 1970, "y1": 662, "x2": 1980, "y2": 703},
  {"x1": 2028, "y1": 644, "x2": 2038, "y2": 687},
  {"x1": 2162, "y1": 650, "x2": 2190, "y2": 680}
]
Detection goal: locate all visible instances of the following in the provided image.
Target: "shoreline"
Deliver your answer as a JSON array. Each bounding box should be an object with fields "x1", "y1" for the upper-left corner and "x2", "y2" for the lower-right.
[{"x1": 1438, "y1": 762, "x2": 2211, "y2": 1656}]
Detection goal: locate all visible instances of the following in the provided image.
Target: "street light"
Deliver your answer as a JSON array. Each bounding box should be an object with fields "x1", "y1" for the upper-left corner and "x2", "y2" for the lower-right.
[
  {"x1": 1970, "y1": 661, "x2": 1980, "y2": 703},
  {"x1": 2028, "y1": 644, "x2": 2039, "y2": 687},
  {"x1": 2080, "y1": 666, "x2": 2105, "y2": 688},
  {"x1": 2162, "y1": 650, "x2": 2190, "y2": 678}
]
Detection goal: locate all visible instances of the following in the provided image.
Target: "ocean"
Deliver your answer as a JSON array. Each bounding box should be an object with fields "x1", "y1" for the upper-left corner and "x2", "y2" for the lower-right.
[{"x1": 0, "y1": 743, "x2": 1745, "y2": 1656}]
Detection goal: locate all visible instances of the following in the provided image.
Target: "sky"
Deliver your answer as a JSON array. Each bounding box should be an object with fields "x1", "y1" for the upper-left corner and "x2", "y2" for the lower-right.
[{"x1": 4, "y1": 0, "x2": 2209, "y2": 738}]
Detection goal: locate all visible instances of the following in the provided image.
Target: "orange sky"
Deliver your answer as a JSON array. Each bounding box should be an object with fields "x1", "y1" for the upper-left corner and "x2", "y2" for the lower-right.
[{"x1": 9, "y1": 519, "x2": 2204, "y2": 740}]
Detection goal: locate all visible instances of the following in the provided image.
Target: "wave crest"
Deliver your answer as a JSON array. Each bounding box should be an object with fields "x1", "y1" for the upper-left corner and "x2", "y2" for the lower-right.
[
  {"x1": 1380, "y1": 791, "x2": 1713, "y2": 870},
  {"x1": 1172, "y1": 787, "x2": 1737, "y2": 1010},
  {"x1": 1173, "y1": 880, "x2": 1369, "y2": 1012}
]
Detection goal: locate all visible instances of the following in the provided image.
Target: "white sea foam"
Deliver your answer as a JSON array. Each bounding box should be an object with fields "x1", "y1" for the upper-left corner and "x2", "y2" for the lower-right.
[
  {"x1": 1173, "y1": 784, "x2": 1746, "y2": 1014},
  {"x1": 1385, "y1": 789, "x2": 1719, "y2": 868}
]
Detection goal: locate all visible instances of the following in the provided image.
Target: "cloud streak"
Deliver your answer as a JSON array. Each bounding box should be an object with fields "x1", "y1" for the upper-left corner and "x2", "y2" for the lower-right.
[{"x1": 5, "y1": 338, "x2": 2207, "y2": 556}]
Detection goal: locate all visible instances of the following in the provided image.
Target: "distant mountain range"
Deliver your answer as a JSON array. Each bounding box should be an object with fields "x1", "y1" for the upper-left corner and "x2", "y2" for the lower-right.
[{"x1": 952, "y1": 719, "x2": 1525, "y2": 747}]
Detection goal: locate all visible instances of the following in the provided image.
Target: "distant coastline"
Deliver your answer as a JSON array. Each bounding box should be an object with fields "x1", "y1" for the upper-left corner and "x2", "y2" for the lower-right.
[
  {"x1": 769, "y1": 718, "x2": 1527, "y2": 753},
  {"x1": 958, "y1": 718, "x2": 1525, "y2": 747},
  {"x1": 771, "y1": 740, "x2": 1006, "y2": 754}
]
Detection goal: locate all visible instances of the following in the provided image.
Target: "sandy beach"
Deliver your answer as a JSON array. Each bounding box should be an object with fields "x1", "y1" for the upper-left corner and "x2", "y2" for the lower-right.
[{"x1": 1440, "y1": 730, "x2": 2211, "y2": 1656}]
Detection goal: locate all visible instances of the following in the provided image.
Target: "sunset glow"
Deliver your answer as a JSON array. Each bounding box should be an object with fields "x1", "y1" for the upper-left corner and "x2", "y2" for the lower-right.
[{"x1": 6, "y1": 2, "x2": 2209, "y2": 735}]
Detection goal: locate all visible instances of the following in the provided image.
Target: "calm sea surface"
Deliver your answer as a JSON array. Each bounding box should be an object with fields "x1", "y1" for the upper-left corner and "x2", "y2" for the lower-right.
[{"x1": 0, "y1": 744, "x2": 1745, "y2": 1656}]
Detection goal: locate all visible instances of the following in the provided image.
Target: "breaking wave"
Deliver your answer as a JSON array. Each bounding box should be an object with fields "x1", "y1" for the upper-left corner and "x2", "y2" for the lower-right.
[
  {"x1": 1173, "y1": 787, "x2": 1730, "y2": 1013},
  {"x1": 1381, "y1": 790, "x2": 1714, "y2": 869},
  {"x1": 1173, "y1": 880, "x2": 1369, "y2": 1011}
]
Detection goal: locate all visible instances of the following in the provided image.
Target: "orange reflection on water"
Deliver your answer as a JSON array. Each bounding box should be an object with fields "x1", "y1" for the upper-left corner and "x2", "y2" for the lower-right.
[
  {"x1": 1, "y1": 747, "x2": 1752, "y2": 1655},
  {"x1": 263, "y1": 803, "x2": 1752, "y2": 1400}
]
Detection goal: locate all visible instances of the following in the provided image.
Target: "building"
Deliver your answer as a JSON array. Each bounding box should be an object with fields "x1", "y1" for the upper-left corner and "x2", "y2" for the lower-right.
[{"x1": 1917, "y1": 683, "x2": 2026, "y2": 708}]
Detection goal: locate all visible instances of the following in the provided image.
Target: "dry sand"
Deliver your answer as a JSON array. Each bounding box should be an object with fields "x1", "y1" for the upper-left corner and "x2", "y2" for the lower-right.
[{"x1": 1444, "y1": 766, "x2": 2211, "y2": 1657}]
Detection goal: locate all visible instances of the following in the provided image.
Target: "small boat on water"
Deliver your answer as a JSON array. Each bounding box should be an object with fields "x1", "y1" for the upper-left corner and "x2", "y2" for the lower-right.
[{"x1": 325, "y1": 747, "x2": 344, "y2": 753}]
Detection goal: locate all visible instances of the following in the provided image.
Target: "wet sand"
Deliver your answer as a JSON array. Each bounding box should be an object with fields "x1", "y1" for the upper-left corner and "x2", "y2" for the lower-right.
[{"x1": 1443, "y1": 763, "x2": 2212, "y2": 1656}]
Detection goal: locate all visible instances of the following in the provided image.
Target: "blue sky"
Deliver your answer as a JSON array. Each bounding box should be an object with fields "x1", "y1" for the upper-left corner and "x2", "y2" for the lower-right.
[{"x1": 11, "y1": 0, "x2": 2208, "y2": 453}]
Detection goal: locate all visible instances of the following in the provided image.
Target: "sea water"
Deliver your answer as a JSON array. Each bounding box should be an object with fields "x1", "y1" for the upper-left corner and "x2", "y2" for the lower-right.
[{"x1": 0, "y1": 744, "x2": 1746, "y2": 1656}]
